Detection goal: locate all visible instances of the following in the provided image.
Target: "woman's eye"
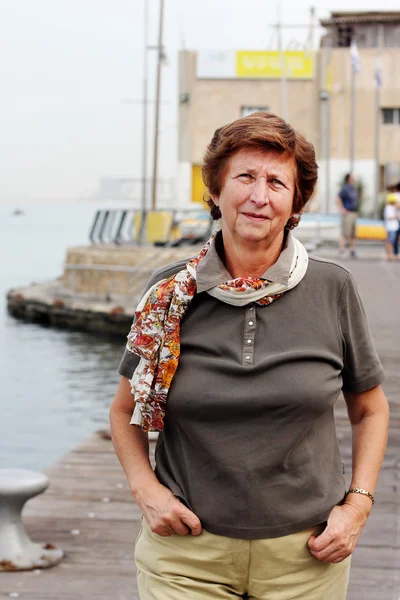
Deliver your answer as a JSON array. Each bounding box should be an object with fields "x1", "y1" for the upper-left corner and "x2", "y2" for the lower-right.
[
  {"x1": 270, "y1": 178, "x2": 283, "y2": 186},
  {"x1": 239, "y1": 173, "x2": 252, "y2": 180}
]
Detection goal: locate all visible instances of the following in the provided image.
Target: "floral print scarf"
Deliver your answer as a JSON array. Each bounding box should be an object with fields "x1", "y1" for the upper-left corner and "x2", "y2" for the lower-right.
[{"x1": 126, "y1": 232, "x2": 308, "y2": 432}]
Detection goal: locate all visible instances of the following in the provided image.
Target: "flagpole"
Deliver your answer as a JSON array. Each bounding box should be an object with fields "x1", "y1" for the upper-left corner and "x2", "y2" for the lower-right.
[
  {"x1": 277, "y1": 1, "x2": 287, "y2": 120},
  {"x1": 151, "y1": 0, "x2": 165, "y2": 211},
  {"x1": 349, "y1": 37, "x2": 359, "y2": 172},
  {"x1": 320, "y1": 34, "x2": 331, "y2": 214},
  {"x1": 139, "y1": 0, "x2": 149, "y2": 244},
  {"x1": 349, "y1": 58, "x2": 356, "y2": 172},
  {"x1": 373, "y1": 25, "x2": 384, "y2": 218},
  {"x1": 325, "y1": 36, "x2": 332, "y2": 214}
]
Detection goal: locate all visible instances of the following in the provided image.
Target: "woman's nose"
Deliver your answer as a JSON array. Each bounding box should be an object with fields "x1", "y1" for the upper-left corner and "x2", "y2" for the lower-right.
[{"x1": 250, "y1": 179, "x2": 269, "y2": 206}]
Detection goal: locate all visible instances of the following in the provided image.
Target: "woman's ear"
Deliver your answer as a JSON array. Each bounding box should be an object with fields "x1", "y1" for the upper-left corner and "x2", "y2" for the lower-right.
[{"x1": 211, "y1": 195, "x2": 219, "y2": 206}]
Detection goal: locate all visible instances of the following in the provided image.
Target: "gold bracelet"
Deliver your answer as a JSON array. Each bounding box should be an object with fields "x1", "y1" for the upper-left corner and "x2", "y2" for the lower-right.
[{"x1": 347, "y1": 488, "x2": 375, "y2": 505}]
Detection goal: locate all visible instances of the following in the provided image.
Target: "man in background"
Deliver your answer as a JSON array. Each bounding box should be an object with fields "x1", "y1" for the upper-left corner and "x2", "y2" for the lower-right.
[{"x1": 336, "y1": 173, "x2": 359, "y2": 258}]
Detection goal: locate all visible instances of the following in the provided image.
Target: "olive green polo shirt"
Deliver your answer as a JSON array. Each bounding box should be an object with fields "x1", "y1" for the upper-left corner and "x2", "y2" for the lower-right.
[{"x1": 118, "y1": 232, "x2": 384, "y2": 539}]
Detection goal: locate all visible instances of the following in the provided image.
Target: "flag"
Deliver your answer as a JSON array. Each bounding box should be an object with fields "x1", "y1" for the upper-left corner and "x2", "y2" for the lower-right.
[
  {"x1": 350, "y1": 38, "x2": 360, "y2": 73},
  {"x1": 375, "y1": 59, "x2": 383, "y2": 89}
]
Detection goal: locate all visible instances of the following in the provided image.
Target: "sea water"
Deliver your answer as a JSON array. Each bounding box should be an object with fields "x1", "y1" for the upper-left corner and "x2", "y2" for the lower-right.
[{"x1": 0, "y1": 201, "x2": 125, "y2": 470}]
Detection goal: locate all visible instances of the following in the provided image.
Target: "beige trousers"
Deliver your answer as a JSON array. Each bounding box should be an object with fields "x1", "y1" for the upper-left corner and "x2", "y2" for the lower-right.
[
  {"x1": 135, "y1": 518, "x2": 350, "y2": 600},
  {"x1": 341, "y1": 212, "x2": 357, "y2": 239}
]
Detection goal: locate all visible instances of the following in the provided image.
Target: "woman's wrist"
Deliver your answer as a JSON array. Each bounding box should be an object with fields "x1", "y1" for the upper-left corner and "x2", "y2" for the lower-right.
[
  {"x1": 344, "y1": 488, "x2": 374, "y2": 518},
  {"x1": 347, "y1": 487, "x2": 375, "y2": 505},
  {"x1": 129, "y1": 470, "x2": 161, "y2": 499}
]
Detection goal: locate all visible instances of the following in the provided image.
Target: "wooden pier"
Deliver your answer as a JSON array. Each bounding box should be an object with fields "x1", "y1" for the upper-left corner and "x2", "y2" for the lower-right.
[
  {"x1": 0, "y1": 431, "x2": 146, "y2": 599},
  {"x1": 1, "y1": 255, "x2": 399, "y2": 600}
]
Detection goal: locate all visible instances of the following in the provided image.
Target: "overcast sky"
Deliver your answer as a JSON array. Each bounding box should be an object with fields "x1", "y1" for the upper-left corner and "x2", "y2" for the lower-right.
[{"x1": 1, "y1": 0, "x2": 399, "y2": 202}]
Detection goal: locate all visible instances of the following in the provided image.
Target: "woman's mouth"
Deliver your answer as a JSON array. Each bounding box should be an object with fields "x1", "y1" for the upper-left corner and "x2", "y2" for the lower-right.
[{"x1": 242, "y1": 213, "x2": 268, "y2": 222}]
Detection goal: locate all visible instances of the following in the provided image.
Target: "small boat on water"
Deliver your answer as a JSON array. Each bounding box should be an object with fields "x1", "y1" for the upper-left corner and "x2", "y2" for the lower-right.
[{"x1": 11, "y1": 208, "x2": 25, "y2": 216}]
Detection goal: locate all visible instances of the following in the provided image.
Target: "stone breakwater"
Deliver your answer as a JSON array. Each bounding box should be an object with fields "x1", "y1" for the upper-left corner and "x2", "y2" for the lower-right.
[{"x1": 7, "y1": 244, "x2": 197, "y2": 335}]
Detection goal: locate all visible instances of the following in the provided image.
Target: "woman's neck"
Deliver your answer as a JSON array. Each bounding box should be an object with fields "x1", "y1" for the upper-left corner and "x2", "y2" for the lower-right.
[{"x1": 221, "y1": 230, "x2": 285, "y2": 279}]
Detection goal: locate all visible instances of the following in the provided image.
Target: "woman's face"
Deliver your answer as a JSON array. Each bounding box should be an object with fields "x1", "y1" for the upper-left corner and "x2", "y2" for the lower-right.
[{"x1": 212, "y1": 148, "x2": 296, "y2": 250}]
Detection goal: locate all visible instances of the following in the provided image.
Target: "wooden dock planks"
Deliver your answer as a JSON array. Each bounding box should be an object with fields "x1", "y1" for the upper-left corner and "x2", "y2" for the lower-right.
[
  {"x1": 1, "y1": 415, "x2": 398, "y2": 600},
  {"x1": 1, "y1": 258, "x2": 400, "y2": 599},
  {"x1": 0, "y1": 433, "x2": 144, "y2": 599}
]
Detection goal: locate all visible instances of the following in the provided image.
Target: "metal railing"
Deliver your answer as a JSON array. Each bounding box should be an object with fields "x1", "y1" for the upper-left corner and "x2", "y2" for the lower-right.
[
  {"x1": 89, "y1": 209, "x2": 214, "y2": 246},
  {"x1": 89, "y1": 209, "x2": 136, "y2": 245}
]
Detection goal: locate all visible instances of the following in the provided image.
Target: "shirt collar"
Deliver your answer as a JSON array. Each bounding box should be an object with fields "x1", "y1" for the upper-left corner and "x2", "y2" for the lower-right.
[{"x1": 196, "y1": 230, "x2": 294, "y2": 293}]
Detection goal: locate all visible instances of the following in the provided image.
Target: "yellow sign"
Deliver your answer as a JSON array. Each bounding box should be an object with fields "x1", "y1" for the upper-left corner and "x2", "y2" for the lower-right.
[
  {"x1": 236, "y1": 51, "x2": 314, "y2": 79},
  {"x1": 191, "y1": 164, "x2": 207, "y2": 204}
]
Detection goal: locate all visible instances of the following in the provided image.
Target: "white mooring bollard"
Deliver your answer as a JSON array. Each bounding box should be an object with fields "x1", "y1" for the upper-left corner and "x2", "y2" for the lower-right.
[{"x1": 0, "y1": 469, "x2": 64, "y2": 571}]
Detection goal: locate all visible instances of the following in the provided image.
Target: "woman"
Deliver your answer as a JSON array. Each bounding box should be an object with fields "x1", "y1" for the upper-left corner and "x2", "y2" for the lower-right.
[
  {"x1": 110, "y1": 112, "x2": 389, "y2": 600},
  {"x1": 383, "y1": 188, "x2": 399, "y2": 260}
]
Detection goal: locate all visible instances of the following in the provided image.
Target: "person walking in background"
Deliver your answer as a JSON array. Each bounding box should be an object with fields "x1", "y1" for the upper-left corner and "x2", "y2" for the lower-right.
[
  {"x1": 336, "y1": 173, "x2": 359, "y2": 258},
  {"x1": 395, "y1": 182, "x2": 400, "y2": 249},
  {"x1": 384, "y1": 186, "x2": 400, "y2": 260}
]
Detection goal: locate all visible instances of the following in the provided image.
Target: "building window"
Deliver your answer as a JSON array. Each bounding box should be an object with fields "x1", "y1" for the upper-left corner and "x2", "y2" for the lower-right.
[
  {"x1": 382, "y1": 108, "x2": 400, "y2": 125},
  {"x1": 337, "y1": 25, "x2": 353, "y2": 48},
  {"x1": 241, "y1": 106, "x2": 269, "y2": 118}
]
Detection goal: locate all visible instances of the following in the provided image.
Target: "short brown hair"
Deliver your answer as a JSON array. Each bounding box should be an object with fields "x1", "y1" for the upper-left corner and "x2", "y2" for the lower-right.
[{"x1": 202, "y1": 112, "x2": 318, "y2": 230}]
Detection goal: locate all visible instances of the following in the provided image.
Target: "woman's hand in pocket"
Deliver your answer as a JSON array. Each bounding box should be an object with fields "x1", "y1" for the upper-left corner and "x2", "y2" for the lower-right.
[
  {"x1": 307, "y1": 501, "x2": 369, "y2": 563},
  {"x1": 134, "y1": 481, "x2": 202, "y2": 537}
]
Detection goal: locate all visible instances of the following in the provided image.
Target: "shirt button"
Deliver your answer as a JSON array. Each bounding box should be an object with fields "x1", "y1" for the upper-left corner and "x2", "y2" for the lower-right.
[
  {"x1": 247, "y1": 339, "x2": 252, "y2": 344},
  {"x1": 249, "y1": 306, "x2": 254, "y2": 311},
  {"x1": 249, "y1": 321, "x2": 254, "y2": 326},
  {"x1": 245, "y1": 355, "x2": 251, "y2": 360}
]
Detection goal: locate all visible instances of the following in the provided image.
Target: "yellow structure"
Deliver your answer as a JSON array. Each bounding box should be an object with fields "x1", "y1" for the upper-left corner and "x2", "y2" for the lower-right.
[
  {"x1": 236, "y1": 51, "x2": 314, "y2": 79},
  {"x1": 134, "y1": 211, "x2": 179, "y2": 244},
  {"x1": 356, "y1": 223, "x2": 386, "y2": 240},
  {"x1": 191, "y1": 165, "x2": 206, "y2": 204}
]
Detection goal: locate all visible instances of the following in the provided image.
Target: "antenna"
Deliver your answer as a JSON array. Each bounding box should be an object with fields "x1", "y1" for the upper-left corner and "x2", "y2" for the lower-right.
[
  {"x1": 307, "y1": 6, "x2": 316, "y2": 53},
  {"x1": 151, "y1": 0, "x2": 165, "y2": 211}
]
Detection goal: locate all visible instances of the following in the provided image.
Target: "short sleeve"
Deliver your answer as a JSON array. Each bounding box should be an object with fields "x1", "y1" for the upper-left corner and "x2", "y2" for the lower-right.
[
  {"x1": 338, "y1": 273, "x2": 385, "y2": 393},
  {"x1": 117, "y1": 270, "x2": 159, "y2": 380},
  {"x1": 118, "y1": 348, "x2": 140, "y2": 379}
]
